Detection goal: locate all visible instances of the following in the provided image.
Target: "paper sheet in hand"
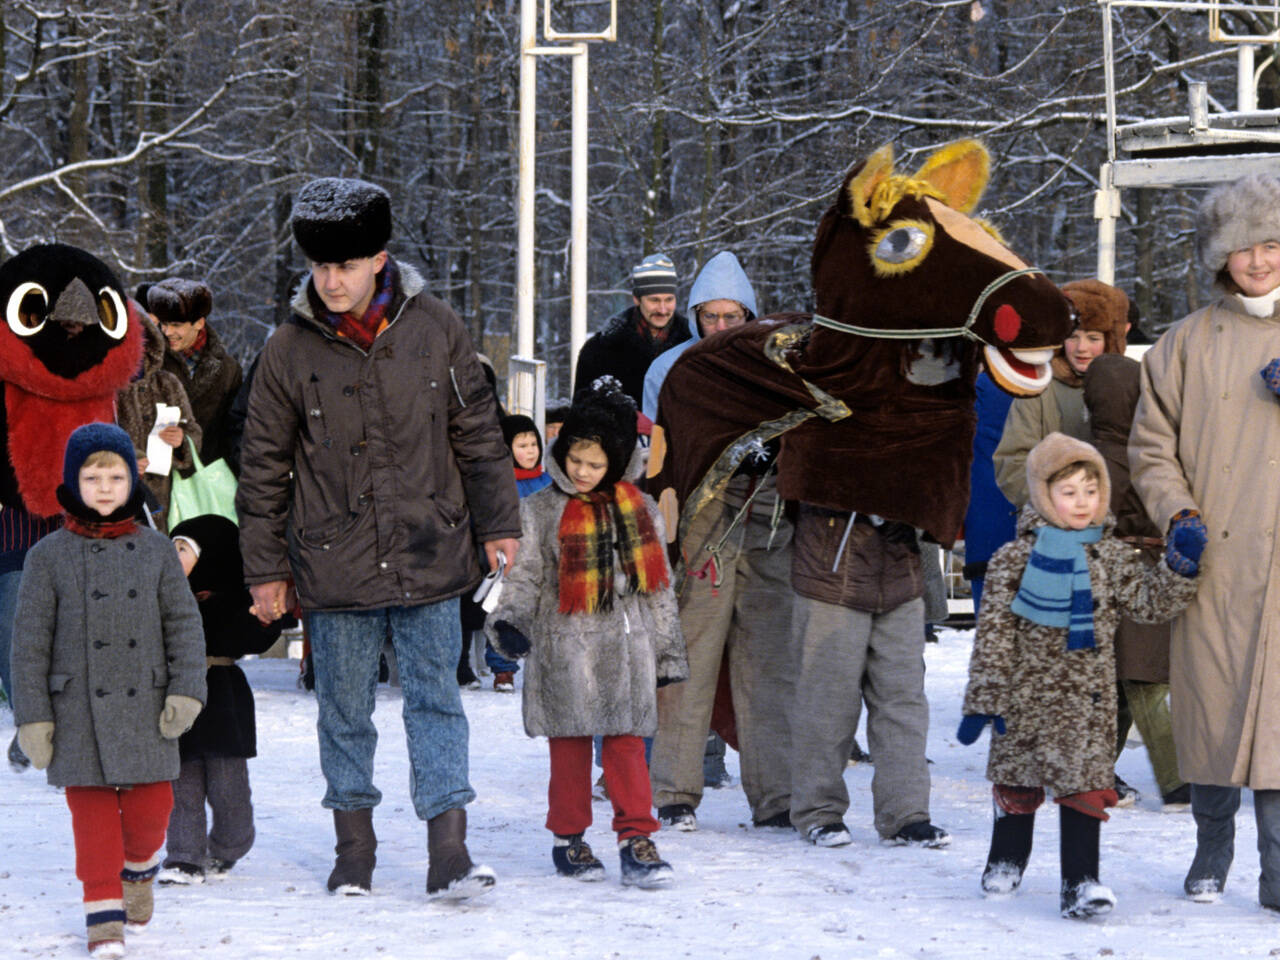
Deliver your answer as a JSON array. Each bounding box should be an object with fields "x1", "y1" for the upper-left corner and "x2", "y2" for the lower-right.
[{"x1": 145, "y1": 403, "x2": 182, "y2": 475}]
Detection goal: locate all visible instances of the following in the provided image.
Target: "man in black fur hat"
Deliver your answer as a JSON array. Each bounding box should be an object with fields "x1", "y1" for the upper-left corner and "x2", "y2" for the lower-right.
[{"x1": 237, "y1": 177, "x2": 520, "y2": 901}]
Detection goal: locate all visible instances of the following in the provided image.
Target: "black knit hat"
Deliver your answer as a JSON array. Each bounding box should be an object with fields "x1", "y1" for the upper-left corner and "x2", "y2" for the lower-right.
[
  {"x1": 500, "y1": 414, "x2": 543, "y2": 465},
  {"x1": 292, "y1": 178, "x2": 392, "y2": 264},
  {"x1": 551, "y1": 376, "x2": 637, "y2": 489}
]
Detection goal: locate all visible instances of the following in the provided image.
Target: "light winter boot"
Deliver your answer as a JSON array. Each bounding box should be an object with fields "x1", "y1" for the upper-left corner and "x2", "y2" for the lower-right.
[
  {"x1": 426, "y1": 807, "x2": 495, "y2": 900},
  {"x1": 1059, "y1": 805, "x2": 1114, "y2": 919},
  {"x1": 618, "y1": 836, "x2": 673, "y2": 888},
  {"x1": 85, "y1": 900, "x2": 125, "y2": 958},
  {"x1": 981, "y1": 808, "x2": 1035, "y2": 896},
  {"x1": 327, "y1": 809, "x2": 376, "y2": 895}
]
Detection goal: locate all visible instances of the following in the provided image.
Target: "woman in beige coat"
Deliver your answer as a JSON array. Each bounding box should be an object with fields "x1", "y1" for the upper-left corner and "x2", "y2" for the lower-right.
[{"x1": 1130, "y1": 173, "x2": 1280, "y2": 909}]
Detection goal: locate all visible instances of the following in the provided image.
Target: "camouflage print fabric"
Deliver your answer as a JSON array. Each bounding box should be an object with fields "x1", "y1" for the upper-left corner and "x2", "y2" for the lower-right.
[{"x1": 962, "y1": 505, "x2": 1198, "y2": 796}]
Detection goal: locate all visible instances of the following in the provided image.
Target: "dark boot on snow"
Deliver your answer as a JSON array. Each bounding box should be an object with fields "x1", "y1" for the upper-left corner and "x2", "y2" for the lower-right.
[
  {"x1": 327, "y1": 808, "x2": 376, "y2": 895},
  {"x1": 427, "y1": 807, "x2": 495, "y2": 900}
]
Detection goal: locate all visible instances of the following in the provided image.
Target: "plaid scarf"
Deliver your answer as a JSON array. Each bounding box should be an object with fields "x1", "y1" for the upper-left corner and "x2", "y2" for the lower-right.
[
  {"x1": 1010, "y1": 523, "x2": 1103, "y2": 649},
  {"x1": 311, "y1": 259, "x2": 399, "y2": 351},
  {"x1": 180, "y1": 326, "x2": 208, "y2": 360},
  {"x1": 635, "y1": 312, "x2": 672, "y2": 345},
  {"x1": 557, "y1": 481, "x2": 669, "y2": 614}
]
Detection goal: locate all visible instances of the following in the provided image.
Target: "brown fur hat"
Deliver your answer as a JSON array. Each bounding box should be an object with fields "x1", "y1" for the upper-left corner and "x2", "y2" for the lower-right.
[
  {"x1": 1026, "y1": 431, "x2": 1110, "y2": 528},
  {"x1": 1061, "y1": 280, "x2": 1129, "y2": 354},
  {"x1": 145, "y1": 278, "x2": 212, "y2": 326}
]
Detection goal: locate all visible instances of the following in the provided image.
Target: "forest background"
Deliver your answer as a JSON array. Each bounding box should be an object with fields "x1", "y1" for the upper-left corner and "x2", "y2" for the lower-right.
[{"x1": 0, "y1": 0, "x2": 1271, "y2": 398}]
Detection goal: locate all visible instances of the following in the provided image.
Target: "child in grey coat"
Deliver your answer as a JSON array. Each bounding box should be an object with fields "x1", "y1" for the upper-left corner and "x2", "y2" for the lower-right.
[
  {"x1": 486, "y1": 378, "x2": 687, "y2": 888},
  {"x1": 10, "y1": 423, "x2": 205, "y2": 958}
]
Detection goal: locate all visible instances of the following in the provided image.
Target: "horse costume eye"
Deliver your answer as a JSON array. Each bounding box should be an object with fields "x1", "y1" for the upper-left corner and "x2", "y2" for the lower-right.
[
  {"x1": 96, "y1": 287, "x2": 128, "y2": 340},
  {"x1": 5, "y1": 281, "x2": 48, "y2": 336},
  {"x1": 870, "y1": 220, "x2": 934, "y2": 275}
]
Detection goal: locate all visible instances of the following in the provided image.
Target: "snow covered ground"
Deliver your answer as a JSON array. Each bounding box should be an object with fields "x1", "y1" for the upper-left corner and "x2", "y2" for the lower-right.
[{"x1": 4, "y1": 628, "x2": 1280, "y2": 960}]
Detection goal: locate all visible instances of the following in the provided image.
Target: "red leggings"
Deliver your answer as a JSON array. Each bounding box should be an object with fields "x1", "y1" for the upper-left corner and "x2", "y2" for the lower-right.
[
  {"x1": 65, "y1": 782, "x2": 173, "y2": 903},
  {"x1": 546, "y1": 735, "x2": 659, "y2": 840}
]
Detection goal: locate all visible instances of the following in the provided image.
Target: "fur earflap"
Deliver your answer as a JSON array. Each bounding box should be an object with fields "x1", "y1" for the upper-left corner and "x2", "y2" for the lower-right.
[
  {"x1": 1026, "y1": 432, "x2": 1110, "y2": 528},
  {"x1": 1197, "y1": 173, "x2": 1280, "y2": 275}
]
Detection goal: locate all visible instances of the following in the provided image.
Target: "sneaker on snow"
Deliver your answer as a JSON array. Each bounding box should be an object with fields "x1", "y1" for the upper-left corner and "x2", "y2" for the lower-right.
[
  {"x1": 884, "y1": 820, "x2": 951, "y2": 848},
  {"x1": 806, "y1": 822, "x2": 852, "y2": 847},
  {"x1": 1185, "y1": 876, "x2": 1224, "y2": 903},
  {"x1": 657, "y1": 803, "x2": 697, "y2": 832},
  {"x1": 1161, "y1": 783, "x2": 1192, "y2": 812},
  {"x1": 157, "y1": 861, "x2": 205, "y2": 885},
  {"x1": 208, "y1": 857, "x2": 236, "y2": 879},
  {"x1": 493, "y1": 671, "x2": 515, "y2": 693},
  {"x1": 981, "y1": 861, "x2": 1025, "y2": 897},
  {"x1": 619, "y1": 836, "x2": 672, "y2": 888},
  {"x1": 752, "y1": 810, "x2": 793, "y2": 830},
  {"x1": 552, "y1": 834, "x2": 606, "y2": 881},
  {"x1": 1113, "y1": 774, "x2": 1139, "y2": 807},
  {"x1": 8, "y1": 732, "x2": 30, "y2": 773},
  {"x1": 1061, "y1": 880, "x2": 1116, "y2": 918}
]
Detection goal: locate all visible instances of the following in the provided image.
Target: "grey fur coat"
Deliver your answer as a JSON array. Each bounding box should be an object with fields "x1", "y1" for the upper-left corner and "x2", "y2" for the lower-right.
[
  {"x1": 485, "y1": 452, "x2": 687, "y2": 738},
  {"x1": 962, "y1": 505, "x2": 1197, "y2": 795},
  {"x1": 10, "y1": 526, "x2": 206, "y2": 787}
]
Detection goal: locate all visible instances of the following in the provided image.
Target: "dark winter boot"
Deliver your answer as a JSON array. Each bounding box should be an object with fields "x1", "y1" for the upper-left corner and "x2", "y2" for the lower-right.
[
  {"x1": 981, "y1": 809, "x2": 1035, "y2": 896},
  {"x1": 327, "y1": 808, "x2": 376, "y2": 895},
  {"x1": 1059, "y1": 805, "x2": 1115, "y2": 918},
  {"x1": 426, "y1": 807, "x2": 495, "y2": 900},
  {"x1": 552, "y1": 833, "x2": 606, "y2": 880}
]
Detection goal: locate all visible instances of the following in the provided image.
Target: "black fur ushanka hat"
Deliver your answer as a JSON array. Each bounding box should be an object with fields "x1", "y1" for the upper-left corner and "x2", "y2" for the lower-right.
[{"x1": 291, "y1": 178, "x2": 392, "y2": 264}]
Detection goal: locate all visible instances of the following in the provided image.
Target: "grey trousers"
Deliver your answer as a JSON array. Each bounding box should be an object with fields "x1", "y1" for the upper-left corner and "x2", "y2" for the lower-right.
[
  {"x1": 650, "y1": 492, "x2": 795, "y2": 820},
  {"x1": 1186, "y1": 783, "x2": 1280, "y2": 908},
  {"x1": 789, "y1": 595, "x2": 931, "y2": 839},
  {"x1": 165, "y1": 756, "x2": 256, "y2": 865}
]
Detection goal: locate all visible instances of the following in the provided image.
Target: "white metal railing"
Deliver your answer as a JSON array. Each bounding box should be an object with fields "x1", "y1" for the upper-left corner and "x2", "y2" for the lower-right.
[{"x1": 516, "y1": 1, "x2": 618, "y2": 394}]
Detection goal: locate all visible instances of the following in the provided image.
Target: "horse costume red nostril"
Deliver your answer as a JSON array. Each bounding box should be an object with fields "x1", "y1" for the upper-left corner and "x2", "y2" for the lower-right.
[{"x1": 994, "y1": 304, "x2": 1022, "y2": 343}]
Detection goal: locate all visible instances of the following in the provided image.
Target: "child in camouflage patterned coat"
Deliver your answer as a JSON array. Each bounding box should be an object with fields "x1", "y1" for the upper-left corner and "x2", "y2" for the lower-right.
[{"x1": 958, "y1": 432, "x2": 1202, "y2": 919}]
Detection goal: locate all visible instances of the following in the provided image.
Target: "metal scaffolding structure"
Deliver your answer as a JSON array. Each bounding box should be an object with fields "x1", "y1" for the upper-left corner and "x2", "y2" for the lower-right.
[{"x1": 1096, "y1": 0, "x2": 1280, "y2": 281}]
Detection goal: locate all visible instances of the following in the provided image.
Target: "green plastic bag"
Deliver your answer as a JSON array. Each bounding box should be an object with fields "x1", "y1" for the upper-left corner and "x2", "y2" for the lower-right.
[{"x1": 167, "y1": 437, "x2": 238, "y2": 531}]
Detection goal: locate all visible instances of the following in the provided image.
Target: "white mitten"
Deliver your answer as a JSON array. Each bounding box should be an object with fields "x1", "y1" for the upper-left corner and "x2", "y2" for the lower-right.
[
  {"x1": 18, "y1": 721, "x2": 54, "y2": 770},
  {"x1": 158, "y1": 695, "x2": 203, "y2": 739}
]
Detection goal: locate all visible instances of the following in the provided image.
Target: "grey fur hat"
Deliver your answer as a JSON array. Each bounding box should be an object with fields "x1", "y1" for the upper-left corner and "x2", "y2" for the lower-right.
[{"x1": 1197, "y1": 174, "x2": 1280, "y2": 273}]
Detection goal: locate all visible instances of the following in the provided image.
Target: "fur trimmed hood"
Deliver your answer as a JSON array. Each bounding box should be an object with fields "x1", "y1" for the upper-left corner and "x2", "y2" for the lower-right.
[
  {"x1": 1197, "y1": 173, "x2": 1280, "y2": 275},
  {"x1": 1025, "y1": 431, "x2": 1110, "y2": 528}
]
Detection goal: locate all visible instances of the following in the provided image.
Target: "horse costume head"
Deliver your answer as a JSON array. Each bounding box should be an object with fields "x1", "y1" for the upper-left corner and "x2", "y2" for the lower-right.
[
  {"x1": 649, "y1": 139, "x2": 1074, "y2": 549},
  {"x1": 809, "y1": 140, "x2": 1070, "y2": 397}
]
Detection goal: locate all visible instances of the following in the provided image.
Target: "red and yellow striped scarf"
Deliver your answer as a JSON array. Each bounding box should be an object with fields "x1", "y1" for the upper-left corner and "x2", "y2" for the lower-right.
[{"x1": 557, "y1": 481, "x2": 669, "y2": 614}]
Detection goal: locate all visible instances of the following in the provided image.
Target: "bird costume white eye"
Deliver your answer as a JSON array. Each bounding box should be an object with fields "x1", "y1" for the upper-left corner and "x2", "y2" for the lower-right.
[
  {"x1": 96, "y1": 287, "x2": 127, "y2": 340},
  {"x1": 5, "y1": 281, "x2": 48, "y2": 336}
]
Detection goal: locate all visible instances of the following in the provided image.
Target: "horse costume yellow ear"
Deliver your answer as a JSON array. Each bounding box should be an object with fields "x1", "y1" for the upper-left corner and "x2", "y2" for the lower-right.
[
  {"x1": 913, "y1": 139, "x2": 989, "y2": 213},
  {"x1": 846, "y1": 143, "x2": 897, "y2": 227}
]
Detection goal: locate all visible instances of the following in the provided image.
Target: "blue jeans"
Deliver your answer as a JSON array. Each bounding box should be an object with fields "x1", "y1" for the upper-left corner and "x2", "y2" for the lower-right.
[
  {"x1": 0, "y1": 568, "x2": 23, "y2": 705},
  {"x1": 309, "y1": 600, "x2": 475, "y2": 821}
]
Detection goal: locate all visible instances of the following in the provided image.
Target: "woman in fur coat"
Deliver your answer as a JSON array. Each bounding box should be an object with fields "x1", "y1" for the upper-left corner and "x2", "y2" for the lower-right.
[
  {"x1": 959, "y1": 433, "x2": 1199, "y2": 918},
  {"x1": 115, "y1": 311, "x2": 200, "y2": 526},
  {"x1": 485, "y1": 378, "x2": 687, "y2": 889}
]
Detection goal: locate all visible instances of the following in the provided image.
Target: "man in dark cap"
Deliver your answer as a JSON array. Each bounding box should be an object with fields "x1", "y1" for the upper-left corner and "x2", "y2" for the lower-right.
[
  {"x1": 572, "y1": 253, "x2": 692, "y2": 405},
  {"x1": 237, "y1": 177, "x2": 521, "y2": 901}
]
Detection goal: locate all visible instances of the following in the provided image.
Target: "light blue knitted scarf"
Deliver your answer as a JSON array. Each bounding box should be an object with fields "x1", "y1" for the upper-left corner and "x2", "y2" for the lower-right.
[{"x1": 1010, "y1": 524, "x2": 1103, "y2": 650}]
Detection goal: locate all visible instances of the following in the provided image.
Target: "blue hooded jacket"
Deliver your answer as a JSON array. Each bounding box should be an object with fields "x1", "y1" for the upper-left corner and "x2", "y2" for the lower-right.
[{"x1": 641, "y1": 251, "x2": 758, "y2": 421}]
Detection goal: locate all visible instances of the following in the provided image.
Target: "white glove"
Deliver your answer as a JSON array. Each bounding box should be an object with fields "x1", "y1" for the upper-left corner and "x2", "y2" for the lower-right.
[
  {"x1": 158, "y1": 695, "x2": 203, "y2": 739},
  {"x1": 18, "y1": 721, "x2": 54, "y2": 770}
]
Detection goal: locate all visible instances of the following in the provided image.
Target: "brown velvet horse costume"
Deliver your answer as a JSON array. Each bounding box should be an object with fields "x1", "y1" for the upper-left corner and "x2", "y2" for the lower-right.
[{"x1": 649, "y1": 140, "x2": 1074, "y2": 552}]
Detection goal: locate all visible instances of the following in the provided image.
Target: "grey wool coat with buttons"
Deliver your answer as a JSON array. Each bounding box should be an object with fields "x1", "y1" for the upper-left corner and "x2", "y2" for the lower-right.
[
  {"x1": 10, "y1": 527, "x2": 206, "y2": 788},
  {"x1": 236, "y1": 260, "x2": 521, "y2": 611},
  {"x1": 962, "y1": 505, "x2": 1197, "y2": 796}
]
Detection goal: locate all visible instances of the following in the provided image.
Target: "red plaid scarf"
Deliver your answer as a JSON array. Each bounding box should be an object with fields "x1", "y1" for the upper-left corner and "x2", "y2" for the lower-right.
[
  {"x1": 180, "y1": 325, "x2": 208, "y2": 360},
  {"x1": 557, "y1": 481, "x2": 669, "y2": 614}
]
